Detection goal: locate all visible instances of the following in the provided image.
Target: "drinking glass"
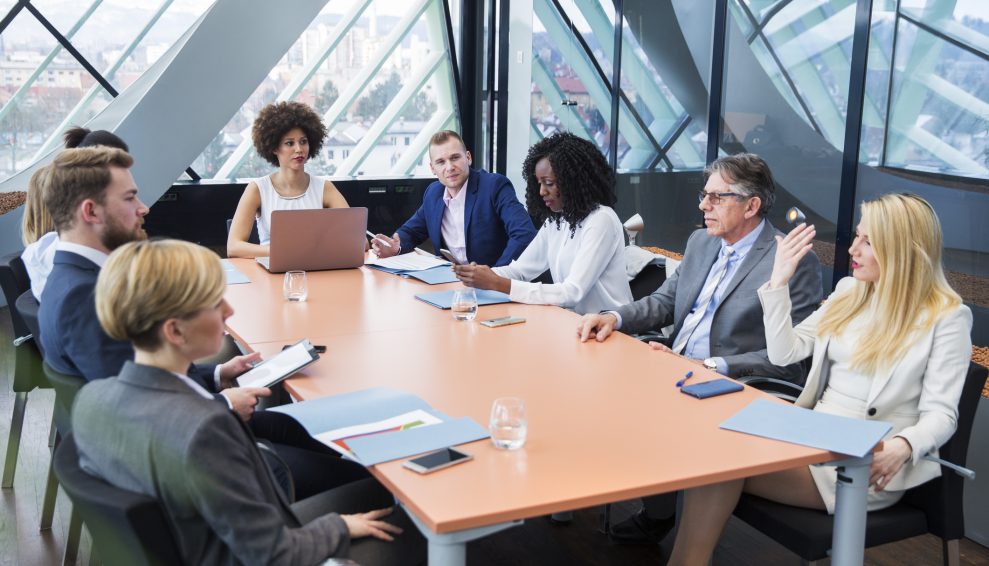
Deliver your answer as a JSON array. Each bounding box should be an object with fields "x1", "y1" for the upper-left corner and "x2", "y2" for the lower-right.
[
  {"x1": 451, "y1": 287, "x2": 478, "y2": 321},
  {"x1": 489, "y1": 397, "x2": 527, "y2": 450},
  {"x1": 283, "y1": 270, "x2": 308, "y2": 301}
]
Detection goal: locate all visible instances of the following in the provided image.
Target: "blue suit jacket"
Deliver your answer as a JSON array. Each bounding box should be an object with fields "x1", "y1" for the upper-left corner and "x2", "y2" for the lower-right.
[
  {"x1": 39, "y1": 250, "x2": 217, "y2": 388},
  {"x1": 396, "y1": 168, "x2": 536, "y2": 266}
]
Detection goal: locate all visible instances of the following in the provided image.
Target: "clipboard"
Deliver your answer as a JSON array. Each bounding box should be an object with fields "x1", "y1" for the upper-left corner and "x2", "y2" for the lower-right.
[{"x1": 236, "y1": 338, "x2": 320, "y2": 388}]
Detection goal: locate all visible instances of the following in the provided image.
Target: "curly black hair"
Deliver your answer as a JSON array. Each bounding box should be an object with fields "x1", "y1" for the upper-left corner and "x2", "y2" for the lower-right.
[
  {"x1": 523, "y1": 131, "x2": 616, "y2": 236},
  {"x1": 251, "y1": 101, "x2": 327, "y2": 166}
]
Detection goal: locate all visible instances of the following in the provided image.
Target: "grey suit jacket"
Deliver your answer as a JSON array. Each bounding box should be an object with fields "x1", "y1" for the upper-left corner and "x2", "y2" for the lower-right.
[
  {"x1": 615, "y1": 222, "x2": 822, "y2": 383},
  {"x1": 72, "y1": 361, "x2": 350, "y2": 565}
]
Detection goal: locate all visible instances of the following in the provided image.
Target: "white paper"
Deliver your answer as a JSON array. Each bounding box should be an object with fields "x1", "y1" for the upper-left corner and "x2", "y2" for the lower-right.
[
  {"x1": 365, "y1": 252, "x2": 450, "y2": 272},
  {"x1": 236, "y1": 341, "x2": 314, "y2": 389},
  {"x1": 313, "y1": 409, "x2": 442, "y2": 457}
]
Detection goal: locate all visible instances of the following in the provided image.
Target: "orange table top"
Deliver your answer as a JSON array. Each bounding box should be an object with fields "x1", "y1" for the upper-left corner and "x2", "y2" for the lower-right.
[{"x1": 225, "y1": 259, "x2": 836, "y2": 534}]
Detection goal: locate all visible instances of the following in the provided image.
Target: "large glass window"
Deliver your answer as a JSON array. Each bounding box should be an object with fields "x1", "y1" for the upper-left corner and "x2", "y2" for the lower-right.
[{"x1": 197, "y1": 0, "x2": 460, "y2": 181}]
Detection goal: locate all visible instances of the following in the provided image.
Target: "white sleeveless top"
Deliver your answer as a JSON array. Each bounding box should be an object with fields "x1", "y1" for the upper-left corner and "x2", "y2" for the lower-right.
[{"x1": 255, "y1": 173, "x2": 325, "y2": 245}]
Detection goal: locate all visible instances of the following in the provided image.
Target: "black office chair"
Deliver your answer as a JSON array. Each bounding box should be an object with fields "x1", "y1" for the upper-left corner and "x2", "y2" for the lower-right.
[
  {"x1": 53, "y1": 435, "x2": 184, "y2": 566},
  {"x1": 0, "y1": 252, "x2": 53, "y2": 492},
  {"x1": 225, "y1": 217, "x2": 260, "y2": 246},
  {"x1": 732, "y1": 361, "x2": 987, "y2": 565}
]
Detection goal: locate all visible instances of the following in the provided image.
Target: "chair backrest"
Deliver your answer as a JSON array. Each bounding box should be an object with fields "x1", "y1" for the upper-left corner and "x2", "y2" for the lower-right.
[
  {"x1": 0, "y1": 252, "x2": 32, "y2": 339},
  {"x1": 43, "y1": 361, "x2": 88, "y2": 436},
  {"x1": 901, "y1": 361, "x2": 988, "y2": 540},
  {"x1": 15, "y1": 289, "x2": 41, "y2": 348},
  {"x1": 226, "y1": 218, "x2": 260, "y2": 246},
  {"x1": 53, "y1": 435, "x2": 183, "y2": 566}
]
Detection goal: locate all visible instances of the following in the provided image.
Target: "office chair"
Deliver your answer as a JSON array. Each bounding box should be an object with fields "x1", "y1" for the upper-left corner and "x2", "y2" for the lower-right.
[
  {"x1": 53, "y1": 434, "x2": 183, "y2": 566},
  {"x1": 225, "y1": 217, "x2": 260, "y2": 245},
  {"x1": 1, "y1": 253, "x2": 54, "y2": 491},
  {"x1": 732, "y1": 361, "x2": 987, "y2": 566}
]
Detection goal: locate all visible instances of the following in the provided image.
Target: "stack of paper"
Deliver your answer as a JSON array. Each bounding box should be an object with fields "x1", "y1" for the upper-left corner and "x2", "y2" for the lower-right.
[
  {"x1": 272, "y1": 387, "x2": 489, "y2": 465},
  {"x1": 365, "y1": 253, "x2": 459, "y2": 284}
]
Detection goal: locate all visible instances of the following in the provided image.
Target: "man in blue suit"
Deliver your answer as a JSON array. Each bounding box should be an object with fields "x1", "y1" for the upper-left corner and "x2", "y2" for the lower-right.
[
  {"x1": 39, "y1": 147, "x2": 371, "y2": 499},
  {"x1": 370, "y1": 130, "x2": 535, "y2": 265}
]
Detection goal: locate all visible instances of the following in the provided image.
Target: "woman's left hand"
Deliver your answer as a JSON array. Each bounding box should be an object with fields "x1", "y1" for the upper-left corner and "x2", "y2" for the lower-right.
[
  {"x1": 218, "y1": 351, "x2": 263, "y2": 386},
  {"x1": 870, "y1": 436, "x2": 913, "y2": 491},
  {"x1": 453, "y1": 263, "x2": 511, "y2": 294}
]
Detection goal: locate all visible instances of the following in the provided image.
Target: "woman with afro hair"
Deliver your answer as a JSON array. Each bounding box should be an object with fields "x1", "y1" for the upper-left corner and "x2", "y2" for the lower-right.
[
  {"x1": 227, "y1": 101, "x2": 351, "y2": 258},
  {"x1": 453, "y1": 132, "x2": 631, "y2": 315}
]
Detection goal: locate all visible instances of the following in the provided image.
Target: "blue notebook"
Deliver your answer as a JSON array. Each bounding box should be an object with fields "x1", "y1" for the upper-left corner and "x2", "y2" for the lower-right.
[
  {"x1": 414, "y1": 289, "x2": 511, "y2": 309},
  {"x1": 221, "y1": 259, "x2": 250, "y2": 285},
  {"x1": 720, "y1": 399, "x2": 891, "y2": 458},
  {"x1": 272, "y1": 387, "x2": 489, "y2": 465}
]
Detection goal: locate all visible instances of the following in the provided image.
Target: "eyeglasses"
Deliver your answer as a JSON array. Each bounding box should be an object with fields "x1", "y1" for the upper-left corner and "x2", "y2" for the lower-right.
[{"x1": 697, "y1": 191, "x2": 748, "y2": 205}]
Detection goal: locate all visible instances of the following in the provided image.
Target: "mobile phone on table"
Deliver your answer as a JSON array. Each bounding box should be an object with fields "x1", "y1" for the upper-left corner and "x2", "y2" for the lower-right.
[
  {"x1": 680, "y1": 378, "x2": 744, "y2": 399},
  {"x1": 480, "y1": 316, "x2": 526, "y2": 328},
  {"x1": 402, "y1": 448, "x2": 473, "y2": 474},
  {"x1": 439, "y1": 248, "x2": 461, "y2": 265}
]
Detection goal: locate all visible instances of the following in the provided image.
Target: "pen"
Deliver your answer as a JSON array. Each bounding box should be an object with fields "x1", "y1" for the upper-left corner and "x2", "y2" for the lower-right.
[
  {"x1": 366, "y1": 230, "x2": 393, "y2": 248},
  {"x1": 675, "y1": 371, "x2": 694, "y2": 388}
]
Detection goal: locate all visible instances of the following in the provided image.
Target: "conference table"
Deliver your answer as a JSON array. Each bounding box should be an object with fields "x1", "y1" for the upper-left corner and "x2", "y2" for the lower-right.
[{"x1": 223, "y1": 258, "x2": 874, "y2": 566}]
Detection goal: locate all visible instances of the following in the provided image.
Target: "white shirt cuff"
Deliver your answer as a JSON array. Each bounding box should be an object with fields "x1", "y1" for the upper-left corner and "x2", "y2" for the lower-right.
[{"x1": 605, "y1": 310, "x2": 623, "y2": 330}]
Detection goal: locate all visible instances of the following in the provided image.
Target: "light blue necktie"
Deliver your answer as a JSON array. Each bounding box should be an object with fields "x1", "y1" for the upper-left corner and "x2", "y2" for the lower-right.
[{"x1": 672, "y1": 246, "x2": 735, "y2": 355}]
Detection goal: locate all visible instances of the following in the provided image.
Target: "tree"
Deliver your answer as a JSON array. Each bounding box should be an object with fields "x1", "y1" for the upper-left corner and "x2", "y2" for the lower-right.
[
  {"x1": 316, "y1": 80, "x2": 339, "y2": 110},
  {"x1": 356, "y1": 72, "x2": 401, "y2": 119},
  {"x1": 401, "y1": 92, "x2": 436, "y2": 121}
]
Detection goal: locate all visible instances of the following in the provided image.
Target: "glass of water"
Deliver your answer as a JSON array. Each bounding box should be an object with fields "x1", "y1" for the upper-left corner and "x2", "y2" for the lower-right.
[
  {"x1": 451, "y1": 287, "x2": 477, "y2": 321},
  {"x1": 283, "y1": 270, "x2": 308, "y2": 301},
  {"x1": 489, "y1": 397, "x2": 527, "y2": 450}
]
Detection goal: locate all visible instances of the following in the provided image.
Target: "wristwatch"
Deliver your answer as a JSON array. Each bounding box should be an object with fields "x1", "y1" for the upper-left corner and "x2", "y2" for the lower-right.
[{"x1": 702, "y1": 358, "x2": 718, "y2": 372}]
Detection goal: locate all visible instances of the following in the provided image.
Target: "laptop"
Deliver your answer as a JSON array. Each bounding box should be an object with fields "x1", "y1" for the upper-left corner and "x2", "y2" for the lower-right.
[{"x1": 256, "y1": 208, "x2": 368, "y2": 273}]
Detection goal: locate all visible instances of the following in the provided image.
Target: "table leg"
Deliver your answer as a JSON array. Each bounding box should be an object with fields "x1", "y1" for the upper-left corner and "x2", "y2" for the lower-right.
[
  {"x1": 830, "y1": 455, "x2": 871, "y2": 566},
  {"x1": 402, "y1": 503, "x2": 523, "y2": 566}
]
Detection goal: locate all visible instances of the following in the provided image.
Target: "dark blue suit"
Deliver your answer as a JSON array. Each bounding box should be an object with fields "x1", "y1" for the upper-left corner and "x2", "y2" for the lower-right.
[
  {"x1": 396, "y1": 168, "x2": 535, "y2": 266},
  {"x1": 39, "y1": 250, "x2": 217, "y2": 387}
]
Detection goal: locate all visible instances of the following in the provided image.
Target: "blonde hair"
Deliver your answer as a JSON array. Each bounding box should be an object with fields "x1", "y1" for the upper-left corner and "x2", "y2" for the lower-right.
[
  {"x1": 96, "y1": 239, "x2": 225, "y2": 350},
  {"x1": 21, "y1": 166, "x2": 54, "y2": 245},
  {"x1": 45, "y1": 147, "x2": 134, "y2": 233},
  {"x1": 816, "y1": 194, "x2": 961, "y2": 374}
]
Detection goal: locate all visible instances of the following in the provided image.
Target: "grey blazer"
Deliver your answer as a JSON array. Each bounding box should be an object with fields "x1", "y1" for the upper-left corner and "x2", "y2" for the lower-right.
[
  {"x1": 72, "y1": 361, "x2": 350, "y2": 565},
  {"x1": 615, "y1": 222, "x2": 823, "y2": 382}
]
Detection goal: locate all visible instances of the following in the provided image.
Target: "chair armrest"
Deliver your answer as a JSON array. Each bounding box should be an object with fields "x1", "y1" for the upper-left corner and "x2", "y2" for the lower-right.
[
  {"x1": 738, "y1": 376, "x2": 804, "y2": 403},
  {"x1": 12, "y1": 333, "x2": 33, "y2": 347},
  {"x1": 923, "y1": 454, "x2": 976, "y2": 480}
]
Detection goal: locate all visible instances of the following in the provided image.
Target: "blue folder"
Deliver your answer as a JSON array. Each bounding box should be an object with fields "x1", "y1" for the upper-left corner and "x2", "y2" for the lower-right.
[
  {"x1": 720, "y1": 399, "x2": 891, "y2": 458},
  {"x1": 272, "y1": 387, "x2": 489, "y2": 465},
  {"x1": 404, "y1": 265, "x2": 460, "y2": 285},
  {"x1": 414, "y1": 289, "x2": 511, "y2": 309}
]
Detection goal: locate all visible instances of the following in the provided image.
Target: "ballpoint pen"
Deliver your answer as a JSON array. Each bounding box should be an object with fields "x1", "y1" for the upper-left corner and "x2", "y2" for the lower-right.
[
  {"x1": 365, "y1": 230, "x2": 393, "y2": 248},
  {"x1": 675, "y1": 371, "x2": 694, "y2": 388}
]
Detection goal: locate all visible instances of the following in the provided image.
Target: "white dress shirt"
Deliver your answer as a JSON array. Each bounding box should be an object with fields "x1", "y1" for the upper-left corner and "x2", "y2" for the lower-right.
[
  {"x1": 493, "y1": 206, "x2": 632, "y2": 315},
  {"x1": 440, "y1": 180, "x2": 469, "y2": 264},
  {"x1": 57, "y1": 240, "x2": 109, "y2": 267}
]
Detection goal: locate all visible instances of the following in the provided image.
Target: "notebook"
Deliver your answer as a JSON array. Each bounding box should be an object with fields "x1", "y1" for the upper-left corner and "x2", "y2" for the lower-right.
[{"x1": 256, "y1": 208, "x2": 368, "y2": 273}]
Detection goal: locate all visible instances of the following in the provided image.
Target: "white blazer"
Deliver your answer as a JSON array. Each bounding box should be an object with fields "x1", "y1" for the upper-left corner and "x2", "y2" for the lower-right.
[{"x1": 759, "y1": 277, "x2": 972, "y2": 492}]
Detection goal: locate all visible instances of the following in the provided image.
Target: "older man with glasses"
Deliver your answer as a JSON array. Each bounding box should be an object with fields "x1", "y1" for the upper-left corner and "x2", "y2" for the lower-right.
[{"x1": 576, "y1": 152, "x2": 823, "y2": 544}]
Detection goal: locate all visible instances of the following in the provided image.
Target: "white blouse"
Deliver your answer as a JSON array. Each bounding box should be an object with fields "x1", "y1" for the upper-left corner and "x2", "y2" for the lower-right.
[
  {"x1": 255, "y1": 173, "x2": 325, "y2": 245},
  {"x1": 22, "y1": 231, "x2": 59, "y2": 300},
  {"x1": 493, "y1": 206, "x2": 632, "y2": 315}
]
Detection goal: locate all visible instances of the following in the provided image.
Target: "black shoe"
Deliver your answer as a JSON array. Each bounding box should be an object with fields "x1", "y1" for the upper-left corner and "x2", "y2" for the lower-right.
[{"x1": 608, "y1": 509, "x2": 675, "y2": 544}]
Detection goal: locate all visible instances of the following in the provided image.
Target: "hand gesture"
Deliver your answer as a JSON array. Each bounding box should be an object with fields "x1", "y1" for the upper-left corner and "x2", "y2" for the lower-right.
[
  {"x1": 453, "y1": 263, "x2": 509, "y2": 293},
  {"x1": 217, "y1": 351, "x2": 263, "y2": 386},
  {"x1": 769, "y1": 223, "x2": 815, "y2": 289},
  {"x1": 870, "y1": 436, "x2": 912, "y2": 492},
  {"x1": 577, "y1": 313, "x2": 619, "y2": 343},
  {"x1": 371, "y1": 233, "x2": 401, "y2": 258},
  {"x1": 342, "y1": 507, "x2": 404, "y2": 541},
  {"x1": 220, "y1": 386, "x2": 271, "y2": 421}
]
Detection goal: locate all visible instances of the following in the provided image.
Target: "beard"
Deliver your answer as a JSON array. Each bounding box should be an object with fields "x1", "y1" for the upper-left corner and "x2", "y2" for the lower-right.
[{"x1": 101, "y1": 215, "x2": 147, "y2": 251}]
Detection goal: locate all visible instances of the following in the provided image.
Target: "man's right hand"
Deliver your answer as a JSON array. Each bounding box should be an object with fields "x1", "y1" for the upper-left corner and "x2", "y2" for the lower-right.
[
  {"x1": 220, "y1": 386, "x2": 271, "y2": 421},
  {"x1": 371, "y1": 233, "x2": 401, "y2": 258},
  {"x1": 577, "y1": 313, "x2": 619, "y2": 343}
]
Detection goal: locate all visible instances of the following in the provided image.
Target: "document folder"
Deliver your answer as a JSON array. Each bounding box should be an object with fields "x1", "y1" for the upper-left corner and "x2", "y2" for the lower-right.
[
  {"x1": 414, "y1": 289, "x2": 511, "y2": 309},
  {"x1": 720, "y1": 399, "x2": 891, "y2": 458}
]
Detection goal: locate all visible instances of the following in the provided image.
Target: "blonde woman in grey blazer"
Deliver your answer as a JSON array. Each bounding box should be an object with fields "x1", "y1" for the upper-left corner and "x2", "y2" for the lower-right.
[
  {"x1": 72, "y1": 239, "x2": 423, "y2": 566},
  {"x1": 665, "y1": 193, "x2": 972, "y2": 566}
]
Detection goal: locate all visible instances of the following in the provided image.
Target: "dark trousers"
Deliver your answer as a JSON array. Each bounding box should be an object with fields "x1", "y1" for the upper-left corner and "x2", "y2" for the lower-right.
[{"x1": 250, "y1": 410, "x2": 371, "y2": 501}]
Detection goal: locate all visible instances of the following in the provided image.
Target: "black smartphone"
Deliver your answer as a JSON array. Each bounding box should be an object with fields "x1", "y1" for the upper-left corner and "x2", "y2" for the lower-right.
[
  {"x1": 402, "y1": 448, "x2": 473, "y2": 474},
  {"x1": 282, "y1": 344, "x2": 326, "y2": 354}
]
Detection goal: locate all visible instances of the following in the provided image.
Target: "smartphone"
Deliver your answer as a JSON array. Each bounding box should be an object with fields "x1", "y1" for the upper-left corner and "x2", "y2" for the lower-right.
[
  {"x1": 402, "y1": 448, "x2": 473, "y2": 474},
  {"x1": 439, "y1": 248, "x2": 461, "y2": 265},
  {"x1": 480, "y1": 316, "x2": 526, "y2": 328},
  {"x1": 283, "y1": 343, "x2": 326, "y2": 354}
]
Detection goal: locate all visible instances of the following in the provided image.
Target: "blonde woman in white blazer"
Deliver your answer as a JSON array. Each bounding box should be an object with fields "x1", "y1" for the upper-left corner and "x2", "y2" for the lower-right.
[{"x1": 667, "y1": 193, "x2": 972, "y2": 566}]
